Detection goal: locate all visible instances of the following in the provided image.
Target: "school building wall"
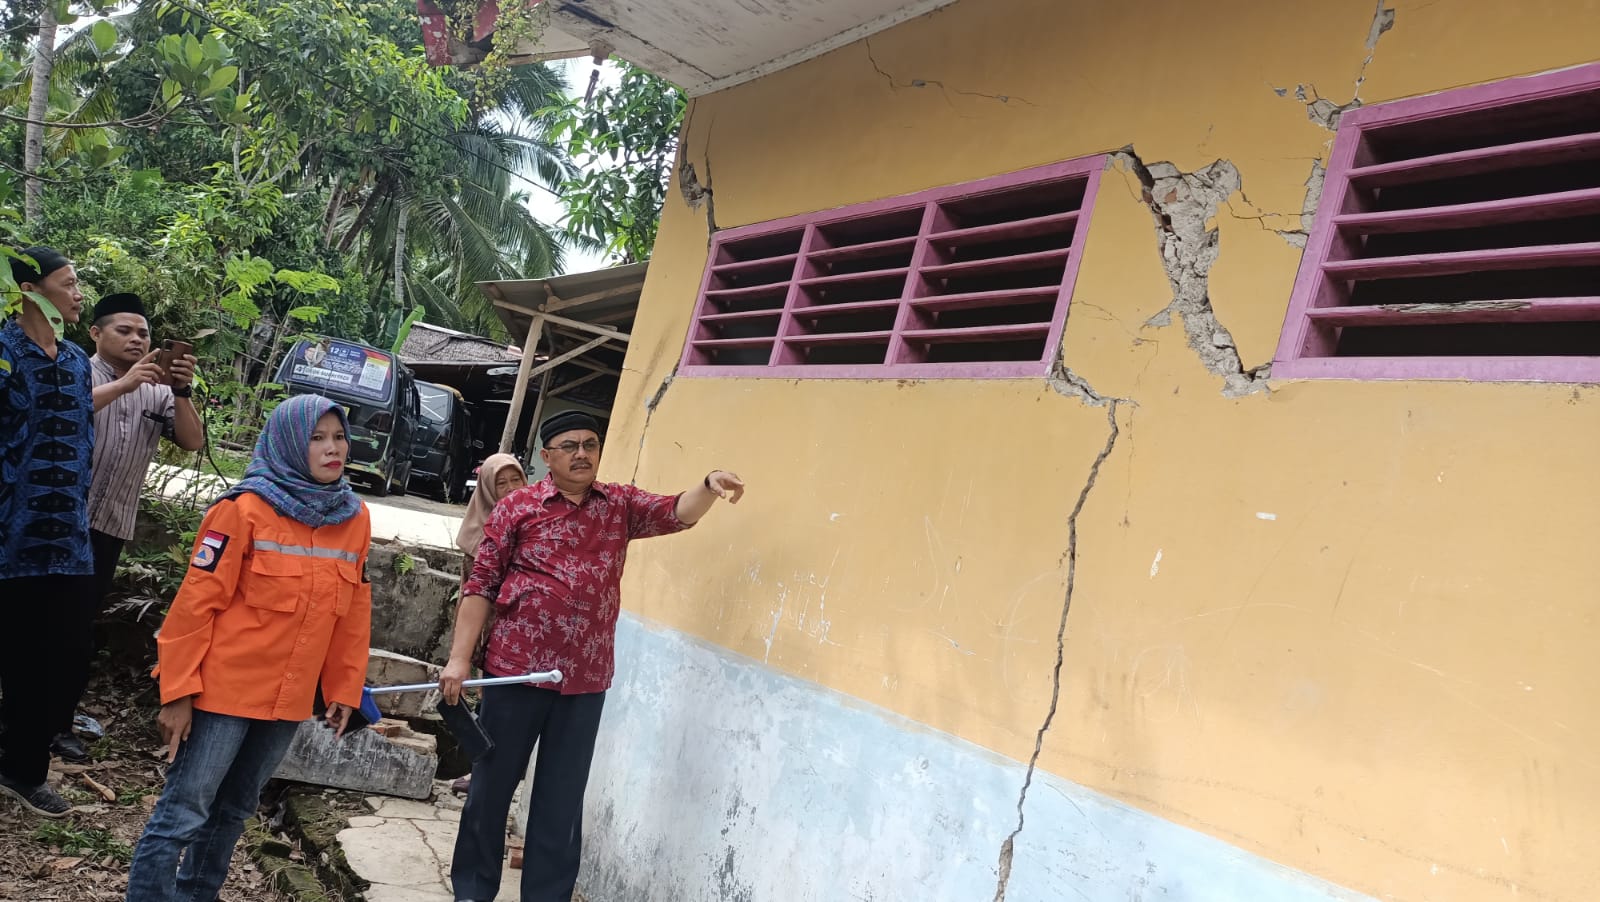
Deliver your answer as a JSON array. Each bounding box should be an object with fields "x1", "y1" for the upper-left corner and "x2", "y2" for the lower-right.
[{"x1": 577, "y1": 1, "x2": 1600, "y2": 899}]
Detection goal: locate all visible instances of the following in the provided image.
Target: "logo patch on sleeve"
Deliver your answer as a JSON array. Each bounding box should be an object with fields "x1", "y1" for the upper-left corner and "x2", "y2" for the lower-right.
[{"x1": 191, "y1": 533, "x2": 228, "y2": 572}]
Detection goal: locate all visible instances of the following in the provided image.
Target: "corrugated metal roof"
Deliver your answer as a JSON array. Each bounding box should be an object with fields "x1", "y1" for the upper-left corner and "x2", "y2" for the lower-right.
[
  {"x1": 480, "y1": 261, "x2": 647, "y2": 343},
  {"x1": 399, "y1": 321, "x2": 522, "y2": 365}
]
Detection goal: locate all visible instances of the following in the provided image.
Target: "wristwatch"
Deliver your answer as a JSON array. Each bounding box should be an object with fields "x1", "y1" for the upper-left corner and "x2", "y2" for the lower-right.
[{"x1": 172, "y1": 385, "x2": 193, "y2": 398}]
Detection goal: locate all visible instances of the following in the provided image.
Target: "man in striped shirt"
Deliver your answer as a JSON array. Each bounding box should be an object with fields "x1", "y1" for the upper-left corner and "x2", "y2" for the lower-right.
[{"x1": 53, "y1": 293, "x2": 204, "y2": 762}]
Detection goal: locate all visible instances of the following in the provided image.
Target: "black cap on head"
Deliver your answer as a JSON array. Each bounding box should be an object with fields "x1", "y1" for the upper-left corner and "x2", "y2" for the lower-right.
[
  {"x1": 92, "y1": 292, "x2": 146, "y2": 323},
  {"x1": 10, "y1": 246, "x2": 69, "y2": 287},
  {"x1": 539, "y1": 410, "x2": 601, "y2": 447}
]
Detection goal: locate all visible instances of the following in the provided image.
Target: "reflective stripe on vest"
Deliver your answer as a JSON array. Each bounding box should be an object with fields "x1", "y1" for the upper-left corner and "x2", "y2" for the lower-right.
[{"x1": 253, "y1": 540, "x2": 360, "y2": 563}]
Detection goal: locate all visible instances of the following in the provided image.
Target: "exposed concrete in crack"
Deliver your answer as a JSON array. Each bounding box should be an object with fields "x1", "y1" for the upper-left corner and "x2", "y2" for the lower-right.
[
  {"x1": 1357, "y1": 1, "x2": 1398, "y2": 87},
  {"x1": 1113, "y1": 151, "x2": 1272, "y2": 396},
  {"x1": 1285, "y1": 159, "x2": 1328, "y2": 248},
  {"x1": 992, "y1": 400, "x2": 1125, "y2": 902},
  {"x1": 679, "y1": 160, "x2": 718, "y2": 238},
  {"x1": 1047, "y1": 362, "x2": 1130, "y2": 408},
  {"x1": 864, "y1": 39, "x2": 1030, "y2": 106},
  {"x1": 1286, "y1": 0, "x2": 1396, "y2": 130}
]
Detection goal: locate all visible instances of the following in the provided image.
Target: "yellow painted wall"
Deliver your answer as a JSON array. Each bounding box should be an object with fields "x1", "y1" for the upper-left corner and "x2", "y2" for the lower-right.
[{"x1": 599, "y1": 1, "x2": 1600, "y2": 899}]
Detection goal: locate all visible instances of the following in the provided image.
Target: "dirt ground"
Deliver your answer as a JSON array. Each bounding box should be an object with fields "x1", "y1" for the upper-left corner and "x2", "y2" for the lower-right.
[{"x1": 0, "y1": 648, "x2": 287, "y2": 902}]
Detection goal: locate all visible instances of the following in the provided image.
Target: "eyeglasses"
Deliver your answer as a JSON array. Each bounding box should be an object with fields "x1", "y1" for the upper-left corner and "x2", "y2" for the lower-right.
[{"x1": 546, "y1": 439, "x2": 601, "y2": 455}]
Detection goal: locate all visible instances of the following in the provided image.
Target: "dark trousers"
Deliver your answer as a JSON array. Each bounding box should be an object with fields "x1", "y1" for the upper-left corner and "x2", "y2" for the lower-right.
[
  {"x1": 452, "y1": 685, "x2": 606, "y2": 902},
  {"x1": 54, "y1": 529, "x2": 129, "y2": 732},
  {"x1": 0, "y1": 574, "x2": 96, "y2": 786},
  {"x1": 89, "y1": 529, "x2": 125, "y2": 619}
]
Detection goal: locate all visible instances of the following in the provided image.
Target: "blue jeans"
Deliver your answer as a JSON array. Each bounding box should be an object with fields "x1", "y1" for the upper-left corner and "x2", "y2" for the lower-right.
[{"x1": 125, "y1": 710, "x2": 301, "y2": 902}]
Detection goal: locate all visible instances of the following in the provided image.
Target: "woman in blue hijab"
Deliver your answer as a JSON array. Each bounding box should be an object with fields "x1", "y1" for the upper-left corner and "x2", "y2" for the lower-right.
[{"x1": 126, "y1": 394, "x2": 373, "y2": 902}]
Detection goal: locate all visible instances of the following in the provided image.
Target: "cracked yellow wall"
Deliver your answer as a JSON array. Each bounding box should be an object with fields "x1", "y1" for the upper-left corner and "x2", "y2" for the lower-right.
[{"x1": 599, "y1": 1, "x2": 1600, "y2": 899}]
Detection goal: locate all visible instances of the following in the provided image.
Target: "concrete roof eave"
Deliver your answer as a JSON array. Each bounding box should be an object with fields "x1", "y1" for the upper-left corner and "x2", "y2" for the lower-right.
[{"x1": 422, "y1": 0, "x2": 961, "y2": 96}]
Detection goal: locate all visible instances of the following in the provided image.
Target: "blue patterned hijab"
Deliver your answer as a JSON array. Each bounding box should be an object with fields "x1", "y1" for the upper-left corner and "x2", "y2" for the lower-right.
[{"x1": 220, "y1": 393, "x2": 362, "y2": 527}]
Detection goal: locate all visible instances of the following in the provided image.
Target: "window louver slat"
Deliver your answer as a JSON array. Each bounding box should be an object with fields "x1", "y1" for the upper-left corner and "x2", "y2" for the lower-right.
[
  {"x1": 1274, "y1": 62, "x2": 1600, "y2": 381},
  {"x1": 681, "y1": 157, "x2": 1105, "y2": 379}
]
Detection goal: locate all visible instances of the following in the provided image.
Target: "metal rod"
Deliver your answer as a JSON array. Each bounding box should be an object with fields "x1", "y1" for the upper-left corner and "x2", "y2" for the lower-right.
[{"x1": 366, "y1": 670, "x2": 563, "y2": 696}]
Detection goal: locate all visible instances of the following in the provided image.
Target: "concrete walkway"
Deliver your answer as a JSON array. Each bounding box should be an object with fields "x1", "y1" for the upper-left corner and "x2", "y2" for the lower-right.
[
  {"x1": 146, "y1": 464, "x2": 465, "y2": 549},
  {"x1": 340, "y1": 789, "x2": 523, "y2": 902}
]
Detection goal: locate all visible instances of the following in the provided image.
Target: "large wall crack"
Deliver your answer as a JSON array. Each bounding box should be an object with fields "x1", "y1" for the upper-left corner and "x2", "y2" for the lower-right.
[
  {"x1": 1113, "y1": 150, "x2": 1271, "y2": 396},
  {"x1": 1046, "y1": 362, "x2": 1133, "y2": 409},
  {"x1": 992, "y1": 399, "x2": 1125, "y2": 902},
  {"x1": 630, "y1": 367, "x2": 677, "y2": 485},
  {"x1": 679, "y1": 159, "x2": 718, "y2": 238}
]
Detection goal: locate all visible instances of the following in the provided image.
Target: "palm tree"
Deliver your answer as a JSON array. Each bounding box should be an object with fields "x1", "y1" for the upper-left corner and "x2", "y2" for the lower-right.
[
  {"x1": 5, "y1": 5, "x2": 154, "y2": 221},
  {"x1": 21, "y1": 5, "x2": 57, "y2": 224},
  {"x1": 339, "y1": 63, "x2": 595, "y2": 337}
]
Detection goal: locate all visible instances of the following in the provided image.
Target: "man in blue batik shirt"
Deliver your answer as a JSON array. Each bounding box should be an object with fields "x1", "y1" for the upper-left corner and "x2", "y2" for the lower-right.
[{"x1": 0, "y1": 247, "x2": 97, "y2": 818}]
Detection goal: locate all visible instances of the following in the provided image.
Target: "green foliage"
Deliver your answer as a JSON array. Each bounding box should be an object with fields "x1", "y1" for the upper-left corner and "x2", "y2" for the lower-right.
[
  {"x1": 33, "y1": 822, "x2": 134, "y2": 863},
  {"x1": 391, "y1": 303, "x2": 426, "y2": 353},
  {"x1": 393, "y1": 552, "x2": 416, "y2": 576},
  {"x1": 2, "y1": 0, "x2": 680, "y2": 427},
  {"x1": 545, "y1": 63, "x2": 685, "y2": 264},
  {"x1": 112, "y1": 494, "x2": 208, "y2": 616}
]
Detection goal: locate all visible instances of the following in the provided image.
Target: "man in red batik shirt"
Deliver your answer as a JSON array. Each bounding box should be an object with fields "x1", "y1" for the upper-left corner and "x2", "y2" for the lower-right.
[{"x1": 440, "y1": 409, "x2": 745, "y2": 902}]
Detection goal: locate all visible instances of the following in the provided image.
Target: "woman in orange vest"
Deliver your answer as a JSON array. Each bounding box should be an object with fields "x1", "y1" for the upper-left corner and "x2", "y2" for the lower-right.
[{"x1": 125, "y1": 394, "x2": 372, "y2": 902}]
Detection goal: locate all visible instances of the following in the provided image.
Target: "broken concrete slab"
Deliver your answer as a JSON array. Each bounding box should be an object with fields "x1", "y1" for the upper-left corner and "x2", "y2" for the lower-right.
[
  {"x1": 367, "y1": 543, "x2": 461, "y2": 661},
  {"x1": 339, "y1": 819, "x2": 447, "y2": 888},
  {"x1": 367, "y1": 797, "x2": 443, "y2": 821},
  {"x1": 368, "y1": 650, "x2": 443, "y2": 719},
  {"x1": 337, "y1": 787, "x2": 525, "y2": 902},
  {"x1": 274, "y1": 719, "x2": 438, "y2": 800}
]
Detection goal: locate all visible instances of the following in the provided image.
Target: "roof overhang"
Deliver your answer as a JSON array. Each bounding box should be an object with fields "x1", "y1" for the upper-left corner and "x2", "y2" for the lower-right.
[
  {"x1": 420, "y1": 0, "x2": 960, "y2": 96},
  {"x1": 479, "y1": 262, "x2": 647, "y2": 419}
]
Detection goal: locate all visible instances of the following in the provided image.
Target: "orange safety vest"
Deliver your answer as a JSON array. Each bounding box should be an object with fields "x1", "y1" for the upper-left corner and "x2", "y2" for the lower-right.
[{"x1": 154, "y1": 492, "x2": 372, "y2": 721}]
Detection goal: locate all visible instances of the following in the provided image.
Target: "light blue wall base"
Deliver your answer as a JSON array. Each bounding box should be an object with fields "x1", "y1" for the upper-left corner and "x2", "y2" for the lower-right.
[{"x1": 522, "y1": 615, "x2": 1374, "y2": 902}]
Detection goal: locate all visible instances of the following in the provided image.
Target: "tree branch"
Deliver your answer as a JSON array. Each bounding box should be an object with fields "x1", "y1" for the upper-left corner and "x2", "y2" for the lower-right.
[{"x1": 0, "y1": 107, "x2": 171, "y2": 129}]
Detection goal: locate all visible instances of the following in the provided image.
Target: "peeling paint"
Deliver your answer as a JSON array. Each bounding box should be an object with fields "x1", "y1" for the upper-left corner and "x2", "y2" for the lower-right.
[
  {"x1": 1113, "y1": 151, "x2": 1272, "y2": 397},
  {"x1": 762, "y1": 595, "x2": 785, "y2": 663},
  {"x1": 572, "y1": 617, "x2": 1375, "y2": 901}
]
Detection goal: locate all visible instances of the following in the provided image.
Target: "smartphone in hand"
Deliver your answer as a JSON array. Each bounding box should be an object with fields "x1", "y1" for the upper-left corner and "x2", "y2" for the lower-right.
[{"x1": 154, "y1": 339, "x2": 194, "y2": 387}]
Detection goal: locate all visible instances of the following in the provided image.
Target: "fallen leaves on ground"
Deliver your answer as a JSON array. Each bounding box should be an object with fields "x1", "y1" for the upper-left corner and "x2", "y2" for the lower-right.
[{"x1": 0, "y1": 668, "x2": 288, "y2": 902}]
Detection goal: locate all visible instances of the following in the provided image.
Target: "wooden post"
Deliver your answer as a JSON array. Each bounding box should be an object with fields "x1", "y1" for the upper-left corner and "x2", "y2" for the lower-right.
[
  {"x1": 526, "y1": 368, "x2": 555, "y2": 454},
  {"x1": 499, "y1": 313, "x2": 545, "y2": 454}
]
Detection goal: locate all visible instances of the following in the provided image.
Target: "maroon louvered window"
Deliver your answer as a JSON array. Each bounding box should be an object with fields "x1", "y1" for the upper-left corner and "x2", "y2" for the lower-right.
[
  {"x1": 679, "y1": 156, "x2": 1106, "y2": 379},
  {"x1": 1274, "y1": 63, "x2": 1600, "y2": 381}
]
